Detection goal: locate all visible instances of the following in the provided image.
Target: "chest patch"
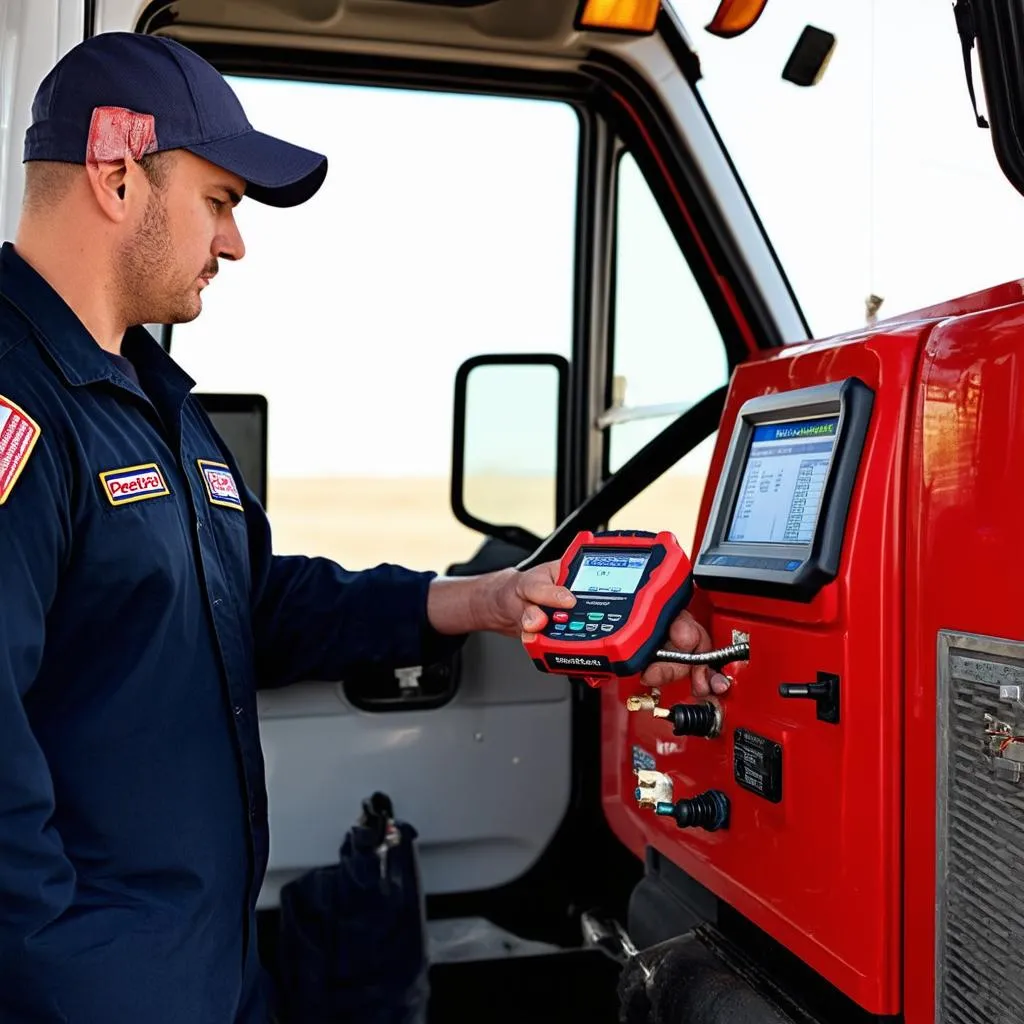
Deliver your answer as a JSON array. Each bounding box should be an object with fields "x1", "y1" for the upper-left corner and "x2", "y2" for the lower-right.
[
  {"x1": 0, "y1": 395, "x2": 42, "y2": 506},
  {"x1": 100, "y1": 463, "x2": 170, "y2": 505},
  {"x1": 198, "y1": 460, "x2": 243, "y2": 510}
]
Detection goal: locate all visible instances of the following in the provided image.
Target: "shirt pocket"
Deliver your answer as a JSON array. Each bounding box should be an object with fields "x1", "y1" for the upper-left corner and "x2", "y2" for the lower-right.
[{"x1": 87, "y1": 461, "x2": 195, "y2": 601}]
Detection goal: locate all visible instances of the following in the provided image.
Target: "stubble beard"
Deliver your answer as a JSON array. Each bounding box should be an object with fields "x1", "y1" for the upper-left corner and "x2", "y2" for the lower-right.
[{"x1": 116, "y1": 191, "x2": 203, "y2": 328}]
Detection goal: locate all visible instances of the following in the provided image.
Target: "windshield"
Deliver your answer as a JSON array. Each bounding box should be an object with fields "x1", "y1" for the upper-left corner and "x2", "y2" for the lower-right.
[{"x1": 671, "y1": 0, "x2": 1024, "y2": 338}]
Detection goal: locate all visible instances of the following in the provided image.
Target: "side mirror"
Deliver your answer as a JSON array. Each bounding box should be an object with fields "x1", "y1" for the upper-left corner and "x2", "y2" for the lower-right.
[{"x1": 451, "y1": 354, "x2": 569, "y2": 551}]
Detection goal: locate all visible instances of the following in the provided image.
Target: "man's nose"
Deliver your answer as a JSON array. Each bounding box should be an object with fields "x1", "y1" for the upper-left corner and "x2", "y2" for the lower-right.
[{"x1": 215, "y1": 219, "x2": 246, "y2": 262}]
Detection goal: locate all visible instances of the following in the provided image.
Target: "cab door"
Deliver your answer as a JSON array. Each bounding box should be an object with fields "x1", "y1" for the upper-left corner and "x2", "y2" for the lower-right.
[
  {"x1": 26, "y1": 0, "x2": 806, "y2": 958},
  {"x1": 160, "y1": 75, "x2": 583, "y2": 916}
]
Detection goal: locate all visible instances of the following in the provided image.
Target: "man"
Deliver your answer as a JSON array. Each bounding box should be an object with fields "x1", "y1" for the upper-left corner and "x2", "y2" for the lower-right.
[{"x1": 0, "y1": 31, "x2": 727, "y2": 1024}]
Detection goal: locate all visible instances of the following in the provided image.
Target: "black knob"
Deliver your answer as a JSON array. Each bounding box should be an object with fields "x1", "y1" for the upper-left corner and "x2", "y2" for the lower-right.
[
  {"x1": 667, "y1": 702, "x2": 720, "y2": 738},
  {"x1": 778, "y1": 672, "x2": 840, "y2": 724},
  {"x1": 655, "y1": 790, "x2": 729, "y2": 831},
  {"x1": 778, "y1": 682, "x2": 830, "y2": 699}
]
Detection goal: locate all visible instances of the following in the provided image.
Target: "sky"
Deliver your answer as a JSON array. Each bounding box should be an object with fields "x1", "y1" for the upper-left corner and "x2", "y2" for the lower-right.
[
  {"x1": 168, "y1": 0, "x2": 1024, "y2": 482},
  {"x1": 170, "y1": 83, "x2": 580, "y2": 478},
  {"x1": 675, "y1": 0, "x2": 1024, "y2": 332}
]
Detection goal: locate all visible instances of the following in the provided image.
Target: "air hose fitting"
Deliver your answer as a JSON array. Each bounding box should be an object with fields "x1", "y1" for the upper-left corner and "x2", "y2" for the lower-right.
[{"x1": 655, "y1": 790, "x2": 730, "y2": 831}]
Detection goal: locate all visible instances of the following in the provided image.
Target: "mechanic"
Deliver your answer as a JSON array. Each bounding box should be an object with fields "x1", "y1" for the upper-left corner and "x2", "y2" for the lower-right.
[{"x1": 0, "y1": 31, "x2": 729, "y2": 1024}]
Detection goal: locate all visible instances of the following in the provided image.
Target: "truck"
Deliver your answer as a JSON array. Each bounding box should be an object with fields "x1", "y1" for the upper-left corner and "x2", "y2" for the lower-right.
[{"x1": 4, "y1": 1, "x2": 1024, "y2": 1022}]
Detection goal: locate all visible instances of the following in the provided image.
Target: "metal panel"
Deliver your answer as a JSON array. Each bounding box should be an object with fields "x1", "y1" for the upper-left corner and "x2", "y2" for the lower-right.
[{"x1": 937, "y1": 630, "x2": 1024, "y2": 1024}]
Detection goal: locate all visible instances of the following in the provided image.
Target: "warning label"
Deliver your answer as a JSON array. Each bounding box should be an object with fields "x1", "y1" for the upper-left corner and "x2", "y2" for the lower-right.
[{"x1": 733, "y1": 728, "x2": 783, "y2": 803}]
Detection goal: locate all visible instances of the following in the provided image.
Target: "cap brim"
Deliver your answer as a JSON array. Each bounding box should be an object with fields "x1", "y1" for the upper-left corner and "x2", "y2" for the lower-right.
[{"x1": 187, "y1": 129, "x2": 327, "y2": 208}]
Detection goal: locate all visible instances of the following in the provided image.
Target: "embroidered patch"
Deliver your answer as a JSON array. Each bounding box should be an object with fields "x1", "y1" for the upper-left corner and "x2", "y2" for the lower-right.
[
  {"x1": 0, "y1": 395, "x2": 41, "y2": 506},
  {"x1": 198, "y1": 460, "x2": 243, "y2": 510},
  {"x1": 100, "y1": 463, "x2": 170, "y2": 505}
]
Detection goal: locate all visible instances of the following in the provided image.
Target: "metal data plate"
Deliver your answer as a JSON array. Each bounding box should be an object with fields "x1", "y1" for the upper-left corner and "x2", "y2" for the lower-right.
[{"x1": 937, "y1": 631, "x2": 1024, "y2": 1024}]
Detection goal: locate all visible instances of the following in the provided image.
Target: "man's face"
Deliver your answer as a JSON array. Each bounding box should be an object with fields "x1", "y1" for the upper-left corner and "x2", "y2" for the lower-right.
[{"x1": 116, "y1": 151, "x2": 246, "y2": 326}]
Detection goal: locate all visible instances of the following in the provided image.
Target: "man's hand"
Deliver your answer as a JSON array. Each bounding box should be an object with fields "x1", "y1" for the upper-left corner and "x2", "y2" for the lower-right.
[
  {"x1": 489, "y1": 561, "x2": 577, "y2": 638},
  {"x1": 637, "y1": 611, "x2": 731, "y2": 696},
  {"x1": 426, "y1": 561, "x2": 575, "y2": 640}
]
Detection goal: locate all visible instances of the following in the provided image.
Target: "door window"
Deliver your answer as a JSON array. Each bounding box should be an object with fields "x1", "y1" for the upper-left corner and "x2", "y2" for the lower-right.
[
  {"x1": 606, "y1": 153, "x2": 729, "y2": 549},
  {"x1": 171, "y1": 77, "x2": 580, "y2": 572}
]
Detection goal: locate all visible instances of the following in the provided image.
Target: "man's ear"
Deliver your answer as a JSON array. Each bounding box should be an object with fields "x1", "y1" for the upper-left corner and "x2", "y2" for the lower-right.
[{"x1": 84, "y1": 158, "x2": 132, "y2": 223}]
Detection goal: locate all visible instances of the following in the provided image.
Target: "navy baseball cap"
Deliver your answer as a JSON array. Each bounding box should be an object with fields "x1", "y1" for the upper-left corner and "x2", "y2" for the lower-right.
[{"x1": 23, "y1": 32, "x2": 328, "y2": 207}]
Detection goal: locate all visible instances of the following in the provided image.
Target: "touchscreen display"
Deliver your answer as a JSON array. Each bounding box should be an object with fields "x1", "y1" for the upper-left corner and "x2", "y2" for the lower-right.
[{"x1": 727, "y1": 416, "x2": 839, "y2": 545}]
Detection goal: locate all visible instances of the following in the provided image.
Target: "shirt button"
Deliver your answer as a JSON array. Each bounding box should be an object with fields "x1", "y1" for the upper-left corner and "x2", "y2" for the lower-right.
[
  {"x1": 197, "y1": 518, "x2": 204, "y2": 530},
  {"x1": 234, "y1": 705, "x2": 244, "y2": 717},
  {"x1": 213, "y1": 597, "x2": 223, "y2": 607}
]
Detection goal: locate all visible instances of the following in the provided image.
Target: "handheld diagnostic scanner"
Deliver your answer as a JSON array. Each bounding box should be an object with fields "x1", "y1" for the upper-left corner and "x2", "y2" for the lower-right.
[{"x1": 527, "y1": 530, "x2": 747, "y2": 687}]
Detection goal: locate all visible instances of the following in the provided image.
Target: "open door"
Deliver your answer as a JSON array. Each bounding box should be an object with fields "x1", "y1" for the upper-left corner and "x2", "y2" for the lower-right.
[
  {"x1": 167, "y1": 69, "x2": 583, "y2": 920},
  {"x1": 105, "y1": 0, "x2": 797, "y2": 941},
  {"x1": 40, "y1": 8, "x2": 807, "y2": 1020}
]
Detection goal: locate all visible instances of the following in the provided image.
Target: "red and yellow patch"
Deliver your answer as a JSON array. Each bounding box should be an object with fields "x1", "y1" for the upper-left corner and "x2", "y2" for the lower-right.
[{"x1": 0, "y1": 394, "x2": 41, "y2": 505}]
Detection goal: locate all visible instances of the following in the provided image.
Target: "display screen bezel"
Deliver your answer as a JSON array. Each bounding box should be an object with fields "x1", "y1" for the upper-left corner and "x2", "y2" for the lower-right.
[{"x1": 694, "y1": 379, "x2": 874, "y2": 601}]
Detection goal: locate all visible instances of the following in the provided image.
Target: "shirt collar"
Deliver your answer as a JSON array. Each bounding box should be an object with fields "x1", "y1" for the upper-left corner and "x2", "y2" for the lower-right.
[
  {"x1": 123, "y1": 326, "x2": 196, "y2": 409},
  {"x1": 0, "y1": 241, "x2": 195, "y2": 399}
]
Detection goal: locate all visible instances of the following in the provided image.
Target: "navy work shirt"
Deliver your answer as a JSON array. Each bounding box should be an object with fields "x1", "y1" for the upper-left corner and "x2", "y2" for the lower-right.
[{"x1": 0, "y1": 243, "x2": 462, "y2": 1023}]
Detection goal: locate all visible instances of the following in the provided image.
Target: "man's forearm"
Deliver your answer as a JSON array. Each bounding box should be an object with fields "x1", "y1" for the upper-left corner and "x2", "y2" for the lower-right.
[{"x1": 426, "y1": 569, "x2": 518, "y2": 637}]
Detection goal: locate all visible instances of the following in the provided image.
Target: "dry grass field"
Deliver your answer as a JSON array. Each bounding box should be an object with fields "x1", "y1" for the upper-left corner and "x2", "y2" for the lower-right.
[{"x1": 263, "y1": 474, "x2": 710, "y2": 572}]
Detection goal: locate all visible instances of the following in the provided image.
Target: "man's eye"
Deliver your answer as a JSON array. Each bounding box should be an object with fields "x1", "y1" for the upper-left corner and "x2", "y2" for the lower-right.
[{"x1": 209, "y1": 198, "x2": 225, "y2": 212}]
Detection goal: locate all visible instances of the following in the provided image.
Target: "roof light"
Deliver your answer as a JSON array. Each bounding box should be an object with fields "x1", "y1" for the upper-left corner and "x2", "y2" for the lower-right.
[
  {"x1": 577, "y1": 0, "x2": 661, "y2": 35},
  {"x1": 705, "y1": 0, "x2": 769, "y2": 38}
]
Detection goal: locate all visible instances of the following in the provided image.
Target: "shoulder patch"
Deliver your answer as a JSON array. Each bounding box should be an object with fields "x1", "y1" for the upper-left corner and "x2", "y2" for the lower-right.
[
  {"x1": 0, "y1": 394, "x2": 42, "y2": 505},
  {"x1": 198, "y1": 460, "x2": 243, "y2": 510},
  {"x1": 100, "y1": 463, "x2": 170, "y2": 505}
]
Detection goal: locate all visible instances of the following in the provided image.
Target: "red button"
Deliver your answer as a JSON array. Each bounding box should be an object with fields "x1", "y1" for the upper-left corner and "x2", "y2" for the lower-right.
[{"x1": 553, "y1": 612, "x2": 569, "y2": 623}]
